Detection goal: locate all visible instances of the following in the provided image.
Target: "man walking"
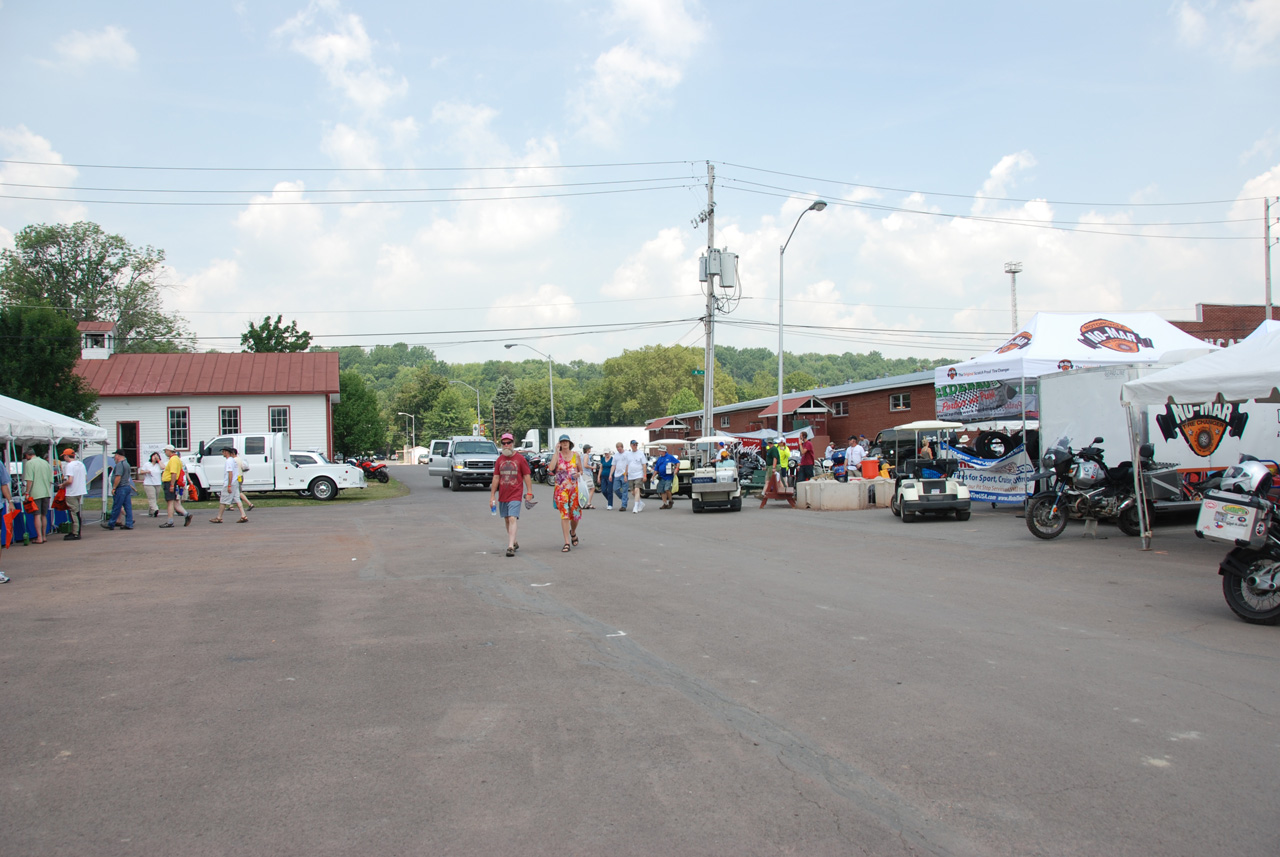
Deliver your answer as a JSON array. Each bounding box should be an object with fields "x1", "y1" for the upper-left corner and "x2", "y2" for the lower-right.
[
  {"x1": 652, "y1": 444, "x2": 679, "y2": 509},
  {"x1": 58, "y1": 448, "x2": 87, "y2": 540},
  {"x1": 159, "y1": 444, "x2": 193, "y2": 528},
  {"x1": 615, "y1": 440, "x2": 647, "y2": 513},
  {"x1": 101, "y1": 449, "x2": 135, "y2": 530},
  {"x1": 490, "y1": 432, "x2": 533, "y2": 557},
  {"x1": 763, "y1": 438, "x2": 781, "y2": 492},
  {"x1": 22, "y1": 448, "x2": 54, "y2": 544},
  {"x1": 209, "y1": 447, "x2": 248, "y2": 523}
]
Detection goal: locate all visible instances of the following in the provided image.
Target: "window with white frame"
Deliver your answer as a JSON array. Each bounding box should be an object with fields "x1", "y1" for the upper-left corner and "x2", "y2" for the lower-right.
[
  {"x1": 720, "y1": 415, "x2": 730, "y2": 428},
  {"x1": 833, "y1": 401, "x2": 849, "y2": 417},
  {"x1": 220, "y1": 407, "x2": 241, "y2": 435},
  {"x1": 890, "y1": 393, "x2": 911, "y2": 412},
  {"x1": 269, "y1": 406, "x2": 290, "y2": 438},
  {"x1": 168, "y1": 407, "x2": 190, "y2": 450}
]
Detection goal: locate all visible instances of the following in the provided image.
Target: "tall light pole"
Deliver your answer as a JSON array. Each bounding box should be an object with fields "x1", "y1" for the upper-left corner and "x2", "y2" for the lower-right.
[
  {"x1": 778, "y1": 200, "x2": 827, "y2": 436},
  {"x1": 396, "y1": 411, "x2": 415, "y2": 452},
  {"x1": 1005, "y1": 261, "x2": 1023, "y2": 333},
  {"x1": 449, "y1": 380, "x2": 483, "y2": 435},
  {"x1": 504, "y1": 343, "x2": 555, "y2": 449}
]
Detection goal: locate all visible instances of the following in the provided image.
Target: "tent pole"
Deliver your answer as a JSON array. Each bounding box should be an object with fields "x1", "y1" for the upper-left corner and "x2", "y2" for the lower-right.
[{"x1": 1125, "y1": 401, "x2": 1152, "y2": 550}]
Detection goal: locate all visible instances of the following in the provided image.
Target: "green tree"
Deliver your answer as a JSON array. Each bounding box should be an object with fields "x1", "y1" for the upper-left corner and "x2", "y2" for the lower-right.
[
  {"x1": 783, "y1": 370, "x2": 818, "y2": 393},
  {"x1": 667, "y1": 387, "x2": 701, "y2": 415},
  {"x1": 0, "y1": 303, "x2": 97, "y2": 419},
  {"x1": 492, "y1": 375, "x2": 516, "y2": 433},
  {"x1": 332, "y1": 370, "x2": 384, "y2": 455},
  {"x1": 390, "y1": 365, "x2": 447, "y2": 430},
  {"x1": 241, "y1": 315, "x2": 312, "y2": 352},
  {"x1": 599, "y1": 344, "x2": 736, "y2": 424},
  {"x1": 0, "y1": 221, "x2": 189, "y2": 351},
  {"x1": 421, "y1": 387, "x2": 474, "y2": 438}
]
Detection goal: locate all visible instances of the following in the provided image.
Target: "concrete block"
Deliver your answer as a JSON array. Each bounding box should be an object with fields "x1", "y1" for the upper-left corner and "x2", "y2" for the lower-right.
[
  {"x1": 868, "y1": 477, "x2": 894, "y2": 508},
  {"x1": 799, "y1": 479, "x2": 869, "y2": 511}
]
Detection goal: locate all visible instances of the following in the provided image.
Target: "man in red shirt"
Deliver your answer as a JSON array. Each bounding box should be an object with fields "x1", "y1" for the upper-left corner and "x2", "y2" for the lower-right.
[
  {"x1": 490, "y1": 433, "x2": 534, "y2": 557},
  {"x1": 798, "y1": 431, "x2": 816, "y2": 483}
]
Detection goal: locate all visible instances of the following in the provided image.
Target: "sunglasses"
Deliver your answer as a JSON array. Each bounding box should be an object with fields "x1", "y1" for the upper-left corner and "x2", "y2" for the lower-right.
[{"x1": 501, "y1": 440, "x2": 513, "y2": 445}]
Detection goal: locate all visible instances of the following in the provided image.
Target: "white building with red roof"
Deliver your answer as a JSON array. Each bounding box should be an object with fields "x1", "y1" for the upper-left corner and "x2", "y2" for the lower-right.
[{"x1": 73, "y1": 322, "x2": 340, "y2": 465}]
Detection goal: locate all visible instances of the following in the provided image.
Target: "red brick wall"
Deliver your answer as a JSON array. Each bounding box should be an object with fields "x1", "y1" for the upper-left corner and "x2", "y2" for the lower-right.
[{"x1": 1171, "y1": 303, "x2": 1279, "y2": 347}]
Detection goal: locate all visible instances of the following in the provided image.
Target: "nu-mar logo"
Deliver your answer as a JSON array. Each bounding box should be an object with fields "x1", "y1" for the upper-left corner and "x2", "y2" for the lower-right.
[
  {"x1": 996, "y1": 331, "x2": 1032, "y2": 354},
  {"x1": 1077, "y1": 319, "x2": 1154, "y2": 354},
  {"x1": 1155, "y1": 401, "x2": 1248, "y2": 457}
]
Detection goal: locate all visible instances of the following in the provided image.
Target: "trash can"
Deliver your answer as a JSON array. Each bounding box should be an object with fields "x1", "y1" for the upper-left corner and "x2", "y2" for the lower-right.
[{"x1": 861, "y1": 458, "x2": 880, "y2": 479}]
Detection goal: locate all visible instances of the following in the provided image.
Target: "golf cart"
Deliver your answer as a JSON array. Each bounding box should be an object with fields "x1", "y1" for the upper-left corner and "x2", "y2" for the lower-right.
[
  {"x1": 687, "y1": 435, "x2": 744, "y2": 512},
  {"x1": 886, "y1": 420, "x2": 972, "y2": 522}
]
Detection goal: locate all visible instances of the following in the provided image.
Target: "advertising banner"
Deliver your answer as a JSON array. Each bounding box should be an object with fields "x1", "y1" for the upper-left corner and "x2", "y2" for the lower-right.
[
  {"x1": 935, "y1": 380, "x2": 1038, "y2": 422},
  {"x1": 945, "y1": 442, "x2": 1035, "y2": 505}
]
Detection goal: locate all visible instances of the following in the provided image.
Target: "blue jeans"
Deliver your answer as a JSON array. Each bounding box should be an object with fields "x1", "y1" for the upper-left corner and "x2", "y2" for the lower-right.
[
  {"x1": 615, "y1": 478, "x2": 629, "y2": 509},
  {"x1": 599, "y1": 474, "x2": 613, "y2": 505},
  {"x1": 109, "y1": 486, "x2": 134, "y2": 528}
]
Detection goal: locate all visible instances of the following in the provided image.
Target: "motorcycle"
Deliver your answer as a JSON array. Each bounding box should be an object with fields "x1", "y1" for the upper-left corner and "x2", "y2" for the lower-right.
[
  {"x1": 1196, "y1": 458, "x2": 1280, "y2": 625},
  {"x1": 523, "y1": 451, "x2": 549, "y2": 484},
  {"x1": 349, "y1": 458, "x2": 390, "y2": 483},
  {"x1": 1025, "y1": 436, "x2": 1141, "y2": 539}
]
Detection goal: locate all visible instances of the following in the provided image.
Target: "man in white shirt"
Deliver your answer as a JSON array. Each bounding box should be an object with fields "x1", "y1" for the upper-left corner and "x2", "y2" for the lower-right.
[
  {"x1": 845, "y1": 435, "x2": 865, "y2": 475},
  {"x1": 615, "y1": 439, "x2": 647, "y2": 513},
  {"x1": 59, "y1": 448, "x2": 87, "y2": 541}
]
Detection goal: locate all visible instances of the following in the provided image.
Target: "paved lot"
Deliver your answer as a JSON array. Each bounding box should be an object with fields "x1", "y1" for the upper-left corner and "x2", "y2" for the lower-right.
[{"x1": 2, "y1": 468, "x2": 1277, "y2": 856}]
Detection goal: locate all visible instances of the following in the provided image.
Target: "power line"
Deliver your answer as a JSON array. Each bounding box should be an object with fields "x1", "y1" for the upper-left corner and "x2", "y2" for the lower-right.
[
  {"x1": 187, "y1": 317, "x2": 703, "y2": 342},
  {"x1": 716, "y1": 160, "x2": 1258, "y2": 208},
  {"x1": 0, "y1": 175, "x2": 693, "y2": 195},
  {"x1": 0, "y1": 158, "x2": 700, "y2": 173},
  {"x1": 178, "y1": 293, "x2": 700, "y2": 315}
]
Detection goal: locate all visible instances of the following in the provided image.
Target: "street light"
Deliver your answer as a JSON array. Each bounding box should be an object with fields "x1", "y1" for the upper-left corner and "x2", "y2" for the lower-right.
[
  {"x1": 778, "y1": 200, "x2": 827, "y2": 436},
  {"x1": 449, "y1": 379, "x2": 483, "y2": 435},
  {"x1": 396, "y1": 411, "x2": 415, "y2": 453},
  {"x1": 504, "y1": 342, "x2": 555, "y2": 448}
]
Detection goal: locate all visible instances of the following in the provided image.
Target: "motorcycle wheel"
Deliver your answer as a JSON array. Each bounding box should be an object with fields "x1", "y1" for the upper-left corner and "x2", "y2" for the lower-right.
[
  {"x1": 1117, "y1": 505, "x2": 1142, "y2": 537},
  {"x1": 1221, "y1": 563, "x2": 1280, "y2": 625},
  {"x1": 1026, "y1": 494, "x2": 1067, "y2": 540},
  {"x1": 377, "y1": 471, "x2": 390, "y2": 483}
]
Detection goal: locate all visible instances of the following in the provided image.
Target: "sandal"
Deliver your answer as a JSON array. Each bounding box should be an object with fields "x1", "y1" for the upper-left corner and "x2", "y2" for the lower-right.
[
  {"x1": 209, "y1": 518, "x2": 223, "y2": 523},
  {"x1": 505, "y1": 547, "x2": 515, "y2": 557},
  {"x1": 562, "y1": 544, "x2": 571, "y2": 552},
  {"x1": 571, "y1": 534, "x2": 579, "y2": 546},
  {"x1": 236, "y1": 517, "x2": 249, "y2": 523},
  {"x1": 513, "y1": 542, "x2": 519, "y2": 551}
]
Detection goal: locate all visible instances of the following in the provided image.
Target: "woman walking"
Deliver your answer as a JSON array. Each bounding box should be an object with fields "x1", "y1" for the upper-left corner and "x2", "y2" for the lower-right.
[
  {"x1": 140, "y1": 452, "x2": 164, "y2": 517},
  {"x1": 597, "y1": 447, "x2": 615, "y2": 511},
  {"x1": 549, "y1": 434, "x2": 583, "y2": 552}
]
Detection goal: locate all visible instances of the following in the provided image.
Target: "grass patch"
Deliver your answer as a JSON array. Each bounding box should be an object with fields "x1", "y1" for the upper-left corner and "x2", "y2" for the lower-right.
[{"x1": 81, "y1": 475, "x2": 409, "y2": 511}]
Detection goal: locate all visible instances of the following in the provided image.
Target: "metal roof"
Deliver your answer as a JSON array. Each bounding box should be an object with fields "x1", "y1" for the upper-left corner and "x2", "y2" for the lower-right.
[
  {"x1": 654, "y1": 370, "x2": 935, "y2": 423},
  {"x1": 75, "y1": 351, "x2": 340, "y2": 397}
]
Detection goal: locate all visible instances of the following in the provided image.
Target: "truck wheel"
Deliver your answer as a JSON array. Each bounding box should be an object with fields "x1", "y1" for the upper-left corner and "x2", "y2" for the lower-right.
[
  {"x1": 197, "y1": 485, "x2": 211, "y2": 503},
  {"x1": 449, "y1": 475, "x2": 461, "y2": 492},
  {"x1": 309, "y1": 477, "x2": 337, "y2": 501},
  {"x1": 441, "y1": 477, "x2": 450, "y2": 488},
  {"x1": 956, "y1": 508, "x2": 971, "y2": 521},
  {"x1": 729, "y1": 496, "x2": 742, "y2": 512}
]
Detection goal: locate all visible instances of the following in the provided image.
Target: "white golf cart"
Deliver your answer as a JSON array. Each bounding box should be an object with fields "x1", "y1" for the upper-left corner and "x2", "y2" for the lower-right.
[
  {"x1": 687, "y1": 435, "x2": 743, "y2": 512},
  {"x1": 886, "y1": 420, "x2": 973, "y2": 522}
]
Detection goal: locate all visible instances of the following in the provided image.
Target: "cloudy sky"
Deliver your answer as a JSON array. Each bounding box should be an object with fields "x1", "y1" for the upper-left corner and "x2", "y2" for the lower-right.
[{"x1": 1, "y1": 0, "x2": 1278, "y2": 362}]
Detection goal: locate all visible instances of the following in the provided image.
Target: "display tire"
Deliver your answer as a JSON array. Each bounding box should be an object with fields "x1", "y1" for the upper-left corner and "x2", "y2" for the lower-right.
[
  {"x1": 1117, "y1": 505, "x2": 1142, "y2": 537},
  {"x1": 1222, "y1": 568, "x2": 1280, "y2": 625},
  {"x1": 1026, "y1": 494, "x2": 1067, "y2": 539},
  {"x1": 309, "y1": 477, "x2": 338, "y2": 501},
  {"x1": 976, "y1": 432, "x2": 1012, "y2": 460}
]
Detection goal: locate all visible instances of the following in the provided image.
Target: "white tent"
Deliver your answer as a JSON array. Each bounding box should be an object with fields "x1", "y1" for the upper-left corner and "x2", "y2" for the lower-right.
[
  {"x1": 0, "y1": 395, "x2": 109, "y2": 444},
  {"x1": 1121, "y1": 326, "x2": 1280, "y2": 407}
]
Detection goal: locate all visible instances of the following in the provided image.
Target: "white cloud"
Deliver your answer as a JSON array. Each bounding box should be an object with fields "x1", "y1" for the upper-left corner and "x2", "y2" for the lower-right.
[
  {"x1": 52, "y1": 25, "x2": 138, "y2": 69},
  {"x1": 602, "y1": 227, "x2": 690, "y2": 297},
  {"x1": 1174, "y1": 0, "x2": 1280, "y2": 65},
  {"x1": 276, "y1": 0, "x2": 407, "y2": 113},
  {"x1": 320, "y1": 123, "x2": 382, "y2": 169},
  {"x1": 487, "y1": 283, "x2": 580, "y2": 331},
  {"x1": 0, "y1": 125, "x2": 87, "y2": 229},
  {"x1": 1175, "y1": 2, "x2": 1208, "y2": 46},
  {"x1": 569, "y1": 0, "x2": 707, "y2": 146}
]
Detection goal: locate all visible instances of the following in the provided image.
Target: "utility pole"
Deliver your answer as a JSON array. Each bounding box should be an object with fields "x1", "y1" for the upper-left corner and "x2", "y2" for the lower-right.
[
  {"x1": 701, "y1": 163, "x2": 716, "y2": 437},
  {"x1": 1267, "y1": 197, "x2": 1277, "y2": 321},
  {"x1": 1005, "y1": 261, "x2": 1023, "y2": 333}
]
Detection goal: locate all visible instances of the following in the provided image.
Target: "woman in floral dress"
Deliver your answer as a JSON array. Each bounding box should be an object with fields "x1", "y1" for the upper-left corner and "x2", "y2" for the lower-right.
[{"x1": 550, "y1": 434, "x2": 582, "y2": 552}]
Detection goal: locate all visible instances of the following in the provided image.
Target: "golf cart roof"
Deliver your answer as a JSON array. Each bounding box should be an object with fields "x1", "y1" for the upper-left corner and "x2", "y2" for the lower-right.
[
  {"x1": 891, "y1": 420, "x2": 964, "y2": 432},
  {"x1": 691, "y1": 435, "x2": 739, "y2": 445}
]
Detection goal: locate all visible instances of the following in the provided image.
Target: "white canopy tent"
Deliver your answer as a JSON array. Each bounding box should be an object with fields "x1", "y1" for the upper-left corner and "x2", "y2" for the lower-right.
[
  {"x1": 0, "y1": 394, "x2": 110, "y2": 517},
  {"x1": 1120, "y1": 325, "x2": 1280, "y2": 548}
]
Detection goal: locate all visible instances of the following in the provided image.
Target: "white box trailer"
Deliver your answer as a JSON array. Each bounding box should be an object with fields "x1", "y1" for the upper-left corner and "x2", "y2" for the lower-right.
[{"x1": 1040, "y1": 365, "x2": 1280, "y2": 508}]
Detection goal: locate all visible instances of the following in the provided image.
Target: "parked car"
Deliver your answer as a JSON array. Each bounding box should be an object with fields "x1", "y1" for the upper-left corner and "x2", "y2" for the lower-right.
[{"x1": 426, "y1": 436, "x2": 500, "y2": 491}]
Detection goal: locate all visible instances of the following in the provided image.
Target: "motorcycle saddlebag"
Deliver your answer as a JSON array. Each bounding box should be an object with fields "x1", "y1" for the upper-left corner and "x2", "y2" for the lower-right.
[{"x1": 1195, "y1": 490, "x2": 1271, "y2": 548}]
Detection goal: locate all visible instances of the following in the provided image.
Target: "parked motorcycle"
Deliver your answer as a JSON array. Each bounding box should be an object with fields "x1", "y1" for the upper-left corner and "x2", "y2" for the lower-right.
[
  {"x1": 1025, "y1": 436, "x2": 1140, "y2": 539},
  {"x1": 523, "y1": 451, "x2": 549, "y2": 484},
  {"x1": 1196, "y1": 458, "x2": 1280, "y2": 625},
  {"x1": 349, "y1": 458, "x2": 390, "y2": 483}
]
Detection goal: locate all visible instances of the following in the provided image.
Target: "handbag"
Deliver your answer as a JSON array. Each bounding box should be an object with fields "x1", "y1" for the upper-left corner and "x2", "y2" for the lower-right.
[
  {"x1": 2, "y1": 505, "x2": 18, "y2": 548},
  {"x1": 51, "y1": 487, "x2": 68, "y2": 511},
  {"x1": 22, "y1": 496, "x2": 37, "y2": 514}
]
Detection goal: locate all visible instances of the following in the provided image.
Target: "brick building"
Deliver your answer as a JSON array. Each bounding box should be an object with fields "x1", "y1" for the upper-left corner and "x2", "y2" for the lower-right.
[
  {"x1": 647, "y1": 371, "x2": 936, "y2": 450},
  {"x1": 1170, "y1": 303, "x2": 1280, "y2": 347}
]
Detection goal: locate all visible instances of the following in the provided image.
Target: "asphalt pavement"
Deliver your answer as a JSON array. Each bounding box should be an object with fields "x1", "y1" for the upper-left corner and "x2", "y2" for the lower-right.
[{"x1": 1, "y1": 468, "x2": 1276, "y2": 856}]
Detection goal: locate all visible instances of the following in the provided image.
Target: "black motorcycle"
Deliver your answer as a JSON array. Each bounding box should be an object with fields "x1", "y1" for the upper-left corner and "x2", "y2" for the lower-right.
[
  {"x1": 1026, "y1": 436, "x2": 1141, "y2": 540},
  {"x1": 523, "y1": 451, "x2": 549, "y2": 484},
  {"x1": 1196, "y1": 458, "x2": 1280, "y2": 625}
]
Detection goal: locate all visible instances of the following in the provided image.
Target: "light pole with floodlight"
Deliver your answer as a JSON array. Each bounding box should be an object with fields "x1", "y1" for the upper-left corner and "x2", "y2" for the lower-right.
[
  {"x1": 778, "y1": 200, "x2": 827, "y2": 436},
  {"x1": 397, "y1": 411, "x2": 415, "y2": 454},
  {"x1": 449, "y1": 380, "x2": 483, "y2": 435},
  {"x1": 504, "y1": 343, "x2": 555, "y2": 449}
]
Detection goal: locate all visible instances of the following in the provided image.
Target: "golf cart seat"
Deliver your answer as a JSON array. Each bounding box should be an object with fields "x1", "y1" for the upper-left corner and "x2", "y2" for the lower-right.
[{"x1": 898, "y1": 458, "x2": 958, "y2": 480}]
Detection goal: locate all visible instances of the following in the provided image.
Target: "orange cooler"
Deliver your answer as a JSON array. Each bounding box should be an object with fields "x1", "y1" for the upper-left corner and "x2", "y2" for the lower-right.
[{"x1": 861, "y1": 458, "x2": 880, "y2": 479}]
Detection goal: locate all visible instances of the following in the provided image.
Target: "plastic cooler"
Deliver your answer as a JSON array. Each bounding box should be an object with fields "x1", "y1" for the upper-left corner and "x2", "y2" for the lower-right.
[{"x1": 860, "y1": 458, "x2": 880, "y2": 479}]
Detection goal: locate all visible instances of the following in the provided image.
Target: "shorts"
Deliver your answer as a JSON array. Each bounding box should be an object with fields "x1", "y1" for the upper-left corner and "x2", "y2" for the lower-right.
[
  {"x1": 498, "y1": 501, "x2": 521, "y2": 519},
  {"x1": 628, "y1": 478, "x2": 643, "y2": 491},
  {"x1": 29, "y1": 496, "x2": 51, "y2": 515},
  {"x1": 221, "y1": 482, "x2": 240, "y2": 504},
  {"x1": 658, "y1": 478, "x2": 673, "y2": 492},
  {"x1": 163, "y1": 483, "x2": 180, "y2": 501}
]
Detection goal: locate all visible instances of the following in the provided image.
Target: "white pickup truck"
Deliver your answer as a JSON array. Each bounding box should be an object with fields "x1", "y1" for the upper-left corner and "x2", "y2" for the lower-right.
[{"x1": 184, "y1": 432, "x2": 367, "y2": 501}]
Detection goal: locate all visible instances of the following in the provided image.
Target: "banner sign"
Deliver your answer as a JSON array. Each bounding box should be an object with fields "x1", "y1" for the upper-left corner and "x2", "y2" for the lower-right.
[
  {"x1": 945, "y1": 443, "x2": 1036, "y2": 505},
  {"x1": 936, "y1": 380, "x2": 1039, "y2": 422}
]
